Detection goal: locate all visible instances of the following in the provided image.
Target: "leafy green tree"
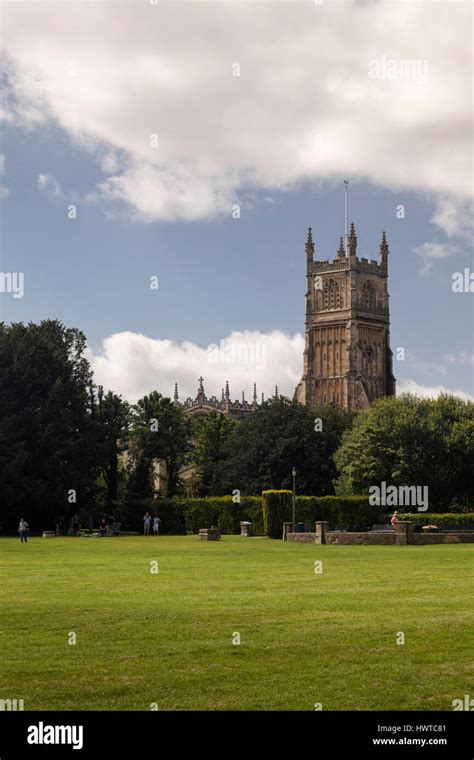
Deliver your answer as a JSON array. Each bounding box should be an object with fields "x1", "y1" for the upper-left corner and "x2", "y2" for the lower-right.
[
  {"x1": 190, "y1": 411, "x2": 237, "y2": 496},
  {"x1": 334, "y1": 393, "x2": 474, "y2": 510},
  {"x1": 0, "y1": 320, "x2": 101, "y2": 531},
  {"x1": 131, "y1": 391, "x2": 190, "y2": 497},
  {"x1": 97, "y1": 387, "x2": 131, "y2": 507},
  {"x1": 216, "y1": 397, "x2": 354, "y2": 495}
]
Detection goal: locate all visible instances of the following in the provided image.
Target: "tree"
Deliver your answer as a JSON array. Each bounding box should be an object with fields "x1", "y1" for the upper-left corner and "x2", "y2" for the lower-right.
[
  {"x1": 96, "y1": 387, "x2": 131, "y2": 507},
  {"x1": 216, "y1": 397, "x2": 354, "y2": 495},
  {"x1": 131, "y1": 392, "x2": 190, "y2": 497},
  {"x1": 190, "y1": 411, "x2": 237, "y2": 496},
  {"x1": 0, "y1": 320, "x2": 101, "y2": 531},
  {"x1": 334, "y1": 393, "x2": 474, "y2": 510}
]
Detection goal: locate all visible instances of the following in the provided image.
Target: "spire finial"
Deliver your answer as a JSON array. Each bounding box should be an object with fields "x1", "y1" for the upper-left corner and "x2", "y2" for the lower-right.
[
  {"x1": 305, "y1": 226, "x2": 314, "y2": 262},
  {"x1": 253, "y1": 382, "x2": 257, "y2": 402},
  {"x1": 348, "y1": 222, "x2": 357, "y2": 256},
  {"x1": 225, "y1": 380, "x2": 230, "y2": 400},
  {"x1": 242, "y1": 390, "x2": 245, "y2": 404},
  {"x1": 173, "y1": 382, "x2": 179, "y2": 403},
  {"x1": 275, "y1": 385, "x2": 279, "y2": 399},
  {"x1": 261, "y1": 392, "x2": 265, "y2": 404}
]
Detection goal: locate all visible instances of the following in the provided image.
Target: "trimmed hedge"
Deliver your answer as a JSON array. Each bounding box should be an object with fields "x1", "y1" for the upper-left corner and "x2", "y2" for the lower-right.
[
  {"x1": 82, "y1": 497, "x2": 474, "y2": 537},
  {"x1": 262, "y1": 490, "x2": 292, "y2": 538},
  {"x1": 119, "y1": 495, "x2": 466, "y2": 536},
  {"x1": 392, "y1": 513, "x2": 474, "y2": 531},
  {"x1": 177, "y1": 496, "x2": 263, "y2": 535},
  {"x1": 295, "y1": 495, "x2": 384, "y2": 531}
]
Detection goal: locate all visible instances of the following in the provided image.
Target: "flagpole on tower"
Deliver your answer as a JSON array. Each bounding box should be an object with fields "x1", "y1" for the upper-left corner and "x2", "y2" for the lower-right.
[{"x1": 344, "y1": 179, "x2": 349, "y2": 255}]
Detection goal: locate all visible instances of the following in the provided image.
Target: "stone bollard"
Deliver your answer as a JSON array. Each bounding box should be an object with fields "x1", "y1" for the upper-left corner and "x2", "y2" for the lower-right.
[
  {"x1": 240, "y1": 521, "x2": 253, "y2": 537},
  {"x1": 315, "y1": 521, "x2": 328, "y2": 544},
  {"x1": 282, "y1": 522, "x2": 294, "y2": 541},
  {"x1": 395, "y1": 520, "x2": 414, "y2": 545}
]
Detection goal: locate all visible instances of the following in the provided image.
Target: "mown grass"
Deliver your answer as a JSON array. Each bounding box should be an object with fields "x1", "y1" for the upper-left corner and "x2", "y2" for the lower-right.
[{"x1": 1, "y1": 535, "x2": 473, "y2": 710}]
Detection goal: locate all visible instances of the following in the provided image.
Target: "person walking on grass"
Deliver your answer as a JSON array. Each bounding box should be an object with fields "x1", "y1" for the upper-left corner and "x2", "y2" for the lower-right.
[
  {"x1": 390, "y1": 511, "x2": 398, "y2": 529},
  {"x1": 19, "y1": 518, "x2": 29, "y2": 543},
  {"x1": 143, "y1": 512, "x2": 152, "y2": 536},
  {"x1": 153, "y1": 516, "x2": 161, "y2": 536}
]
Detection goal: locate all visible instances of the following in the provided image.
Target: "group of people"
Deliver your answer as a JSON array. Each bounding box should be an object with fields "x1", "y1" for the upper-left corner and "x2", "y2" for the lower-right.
[
  {"x1": 99, "y1": 518, "x2": 121, "y2": 536},
  {"x1": 55, "y1": 514, "x2": 84, "y2": 536},
  {"x1": 143, "y1": 512, "x2": 161, "y2": 535}
]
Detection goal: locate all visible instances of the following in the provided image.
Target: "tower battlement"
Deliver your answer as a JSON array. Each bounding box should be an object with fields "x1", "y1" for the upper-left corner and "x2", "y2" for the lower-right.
[{"x1": 310, "y1": 257, "x2": 383, "y2": 274}]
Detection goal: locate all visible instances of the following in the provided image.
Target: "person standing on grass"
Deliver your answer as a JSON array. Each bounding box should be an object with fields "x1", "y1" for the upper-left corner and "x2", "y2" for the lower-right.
[
  {"x1": 18, "y1": 518, "x2": 29, "y2": 543},
  {"x1": 390, "y1": 511, "x2": 398, "y2": 529},
  {"x1": 153, "y1": 516, "x2": 161, "y2": 536},
  {"x1": 143, "y1": 512, "x2": 152, "y2": 536}
]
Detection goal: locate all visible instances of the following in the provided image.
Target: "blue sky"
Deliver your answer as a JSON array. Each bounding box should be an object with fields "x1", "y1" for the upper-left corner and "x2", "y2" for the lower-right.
[{"x1": 0, "y1": 0, "x2": 472, "y2": 402}]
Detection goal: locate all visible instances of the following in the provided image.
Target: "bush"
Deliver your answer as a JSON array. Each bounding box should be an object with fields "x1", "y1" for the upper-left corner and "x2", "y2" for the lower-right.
[{"x1": 262, "y1": 490, "x2": 292, "y2": 538}]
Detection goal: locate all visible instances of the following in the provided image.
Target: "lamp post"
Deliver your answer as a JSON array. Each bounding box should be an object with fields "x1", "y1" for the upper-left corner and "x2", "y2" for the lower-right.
[{"x1": 292, "y1": 467, "x2": 297, "y2": 531}]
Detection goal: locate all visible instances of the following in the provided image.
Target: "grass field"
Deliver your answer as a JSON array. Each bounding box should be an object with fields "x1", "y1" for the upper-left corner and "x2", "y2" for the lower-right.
[{"x1": 1, "y1": 535, "x2": 473, "y2": 711}]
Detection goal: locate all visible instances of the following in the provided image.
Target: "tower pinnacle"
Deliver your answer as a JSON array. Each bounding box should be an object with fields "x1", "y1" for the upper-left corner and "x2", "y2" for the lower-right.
[
  {"x1": 348, "y1": 222, "x2": 357, "y2": 256},
  {"x1": 305, "y1": 226, "x2": 314, "y2": 262},
  {"x1": 337, "y1": 236, "x2": 345, "y2": 259}
]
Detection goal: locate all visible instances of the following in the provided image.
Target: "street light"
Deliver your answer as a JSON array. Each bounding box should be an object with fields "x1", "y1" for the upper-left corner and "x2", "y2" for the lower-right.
[{"x1": 292, "y1": 467, "x2": 297, "y2": 531}]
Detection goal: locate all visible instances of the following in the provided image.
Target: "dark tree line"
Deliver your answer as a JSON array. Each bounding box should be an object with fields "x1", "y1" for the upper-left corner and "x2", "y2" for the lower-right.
[{"x1": 1, "y1": 320, "x2": 472, "y2": 532}]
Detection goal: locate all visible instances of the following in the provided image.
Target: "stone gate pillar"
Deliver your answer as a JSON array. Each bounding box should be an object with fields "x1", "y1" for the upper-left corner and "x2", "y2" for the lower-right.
[
  {"x1": 395, "y1": 520, "x2": 414, "y2": 545},
  {"x1": 315, "y1": 521, "x2": 328, "y2": 544}
]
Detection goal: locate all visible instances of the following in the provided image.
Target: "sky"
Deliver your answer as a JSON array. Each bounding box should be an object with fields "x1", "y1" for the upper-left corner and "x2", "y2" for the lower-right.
[{"x1": 0, "y1": 0, "x2": 473, "y2": 403}]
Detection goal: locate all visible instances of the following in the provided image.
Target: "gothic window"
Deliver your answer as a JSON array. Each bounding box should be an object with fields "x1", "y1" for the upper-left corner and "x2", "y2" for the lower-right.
[
  {"x1": 362, "y1": 281, "x2": 376, "y2": 309},
  {"x1": 323, "y1": 279, "x2": 340, "y2": 310}
]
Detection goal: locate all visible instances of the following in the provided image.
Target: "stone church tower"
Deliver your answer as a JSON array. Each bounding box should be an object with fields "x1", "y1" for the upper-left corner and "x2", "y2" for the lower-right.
[{"x1": 295, "y1": 223, "x2": 396, "y2": 410}]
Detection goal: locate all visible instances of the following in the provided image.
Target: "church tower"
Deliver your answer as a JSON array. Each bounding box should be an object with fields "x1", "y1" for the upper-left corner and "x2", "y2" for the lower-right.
[{"x1": 295, "y1": 223, "x2": 396, "y2": 410}]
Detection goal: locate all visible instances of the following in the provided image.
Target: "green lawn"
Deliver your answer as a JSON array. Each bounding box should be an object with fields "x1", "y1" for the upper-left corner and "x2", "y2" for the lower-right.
[{"x1": 1, "y1": 535, "x2": 473, "y2": 710}]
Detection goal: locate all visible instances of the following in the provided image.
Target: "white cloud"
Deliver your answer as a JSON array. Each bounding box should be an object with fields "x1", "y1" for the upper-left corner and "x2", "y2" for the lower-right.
[
  {"x1": 431, "y1": 197, "x2": 474, "y2": 241},
  {"x1": 89, "y1": 329, "x2": 473, "y2": 404},
  {"x1": 397, "y1": 378, "x2": 474, "y2": 403},
  {"x1": 412, "y1": 240, "x2": 460, "y2": 276},
  {"x1": 89, "y1": 329, "x2": 305, "y2": 403},
  {"x1": 37, "y1": 172, "x2": 64, "y2": 198},
  {"x1": 1, "y1": 1, "x2": 472, "y2": 221}
]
